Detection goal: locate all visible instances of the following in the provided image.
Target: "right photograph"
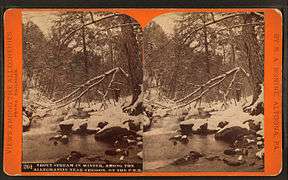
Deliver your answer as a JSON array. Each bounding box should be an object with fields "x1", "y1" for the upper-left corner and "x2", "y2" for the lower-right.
[{"x1": 143, "y1": 12, "x2": 264, "y2": 172}]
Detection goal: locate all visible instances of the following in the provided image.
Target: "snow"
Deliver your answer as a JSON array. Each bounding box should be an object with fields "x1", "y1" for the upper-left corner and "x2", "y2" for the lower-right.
[
  {"x1": 146, "y1": 98, "x2": 264, "y2": 135},
  {"x1": 23, "y1": 89, "x2": 53, "y2": 108}
]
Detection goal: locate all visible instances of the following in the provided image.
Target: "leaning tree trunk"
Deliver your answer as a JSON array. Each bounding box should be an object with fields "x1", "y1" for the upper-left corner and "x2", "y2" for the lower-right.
[
  {"x1": 121, "y1": 15, "x2": 144, "y2": 115},
  {"x1": 242, "y1": 13, "x2": 264, "y2": 114}
]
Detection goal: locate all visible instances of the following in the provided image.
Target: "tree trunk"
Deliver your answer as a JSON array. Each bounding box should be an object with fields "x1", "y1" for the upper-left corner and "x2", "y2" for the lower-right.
[
  {"x1": 81, "y1": 14, "x2": 89, "y2": 78},
  {"x1": 203, "y1": 25, "x2": 210, "y2": 76},
  {"x1": 242, "y1": 13, "x2": 264, "y2": 109},
  {"x1": 121, "y1": 15, "x2": 144, "y2": 115}
]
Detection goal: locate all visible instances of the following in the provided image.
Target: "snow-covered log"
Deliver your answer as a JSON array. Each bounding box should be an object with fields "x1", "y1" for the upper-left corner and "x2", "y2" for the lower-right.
[{"x1": 172, "y1": 67, "x2": 248, "y2": 110}]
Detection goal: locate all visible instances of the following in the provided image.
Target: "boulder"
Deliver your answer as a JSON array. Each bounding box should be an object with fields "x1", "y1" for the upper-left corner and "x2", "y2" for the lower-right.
[
  {"x1": 59, "y1": 120, "x2": 74, "y2": 135},
  {"x1": 97, "y1": 121, "x2": 108, "y2": 129},
  {"x1": 86, "y1": 127, "x2": 101, "y2": 135},
  {"x1": 179, "y1": 120, "x2": 194, "y2": 134},
  {"x1": 94, "y1": 126, "x2": 137, "y2": 143},
  {"x1": 180, "y1": 135, "x2": 189, "y2": 144},
  {"x1": 193, "y1": 122, "x2": 218, "y2": 135},
  {"x1": 55, "y1": 151, "x2": 86, "y2": 163},
  {"x1": 60, "y1": 135, "x2": 69, "y2": 144},
  {"x1": 195, "y1": 123, "x2": 208, "y2": 134},
  {"x1": 215, "y1": 126, "x2": 254, "y2": 143},
  {"x1": 73, "y1": 122, "x2": 88, "y2": 135},
  {"x1": 173, "y1": 151, "x2": 204, "y2": 165}
]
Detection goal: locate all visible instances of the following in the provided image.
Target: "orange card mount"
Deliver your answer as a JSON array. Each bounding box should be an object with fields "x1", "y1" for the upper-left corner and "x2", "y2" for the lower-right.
[{"x1": 3, "y1": 8, "x2": 282, "y2": 176}]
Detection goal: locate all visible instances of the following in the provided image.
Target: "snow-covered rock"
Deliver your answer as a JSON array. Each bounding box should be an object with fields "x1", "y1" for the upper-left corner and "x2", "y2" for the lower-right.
[{"x1": 215, "y1": 126, "x2": 253, "y2": 143}]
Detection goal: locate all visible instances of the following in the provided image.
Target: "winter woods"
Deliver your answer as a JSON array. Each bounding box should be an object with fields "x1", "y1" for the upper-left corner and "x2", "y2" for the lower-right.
[
  {"x1": 22, "y1": 11, "x2": 265, "y2": 171},
  {"x1": 23, "y1": 12, "x2": 143, "y2": 112},
  {"x1": 144, "y1": 12, "x2": 264, "y2": 114}
]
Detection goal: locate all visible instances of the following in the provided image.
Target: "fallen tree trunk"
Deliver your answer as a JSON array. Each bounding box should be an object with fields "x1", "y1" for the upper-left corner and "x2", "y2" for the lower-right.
[
  {"x1": 50, "y1": 67, "x2": 129, "y2": 109},
  {"x1": 171, "y1": 67, "x2": 249, "y2": 110}
]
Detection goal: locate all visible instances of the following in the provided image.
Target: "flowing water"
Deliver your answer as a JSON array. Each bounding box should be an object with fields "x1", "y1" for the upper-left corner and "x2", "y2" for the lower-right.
[
  {"x1": 23, "y1": 111, "x2": 262, "y2": 171},
  {"x1": 23, "y1": 132, "x2": 111, "y2": 163},
  {"x1": 143, "y1": 132, "x2": 230, "y2": 171}
]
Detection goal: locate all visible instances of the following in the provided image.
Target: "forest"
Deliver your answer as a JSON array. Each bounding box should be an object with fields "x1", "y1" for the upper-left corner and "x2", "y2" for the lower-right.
[
  {"x1": 22, "y1": 11, "x2": 265, "y2": 172},
  {"x1": 22, "y1": 11, "x2": 145, "y2": 166},
  {"x1": 143, "y1": 12, "x2": 264, "y2": 171}
]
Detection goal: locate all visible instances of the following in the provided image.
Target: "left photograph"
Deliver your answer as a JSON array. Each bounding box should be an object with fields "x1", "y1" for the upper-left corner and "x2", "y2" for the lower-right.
[{"x1": 22, "y1": 10, "x2": 145, "y2": 172}]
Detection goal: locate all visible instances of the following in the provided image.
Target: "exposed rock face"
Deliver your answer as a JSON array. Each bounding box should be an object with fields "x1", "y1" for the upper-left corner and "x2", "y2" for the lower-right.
[
  {"x1": 215, "y1": 126, "x2": 254, "y2": 143},
  {"x1": 94, "y1": 126, "x2": 138, "y2": 143}
]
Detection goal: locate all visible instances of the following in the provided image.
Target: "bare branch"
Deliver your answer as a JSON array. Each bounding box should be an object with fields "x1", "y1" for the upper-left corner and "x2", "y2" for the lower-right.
[
  {"x1": 94, "y1": 23, "x2": 139, "y2": 36},
  {"x1": 54, "y1": 67, "x2": 119, "y2": 104},
  {"x1": 55, "y1": 76, "x2": 106, "y2": 109},
  {"x1": 183, "y1": 13, "x2": 247, "y2": 44},
  {"x1": 215, "y1": 22, "x2": 264, "y2": 34},
  {"x1": 172, "y1": 76, "x2": 226, "y2": 110},
  {"x1": 176, "y1": 67, "x2": 240, "y2": 103}
]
